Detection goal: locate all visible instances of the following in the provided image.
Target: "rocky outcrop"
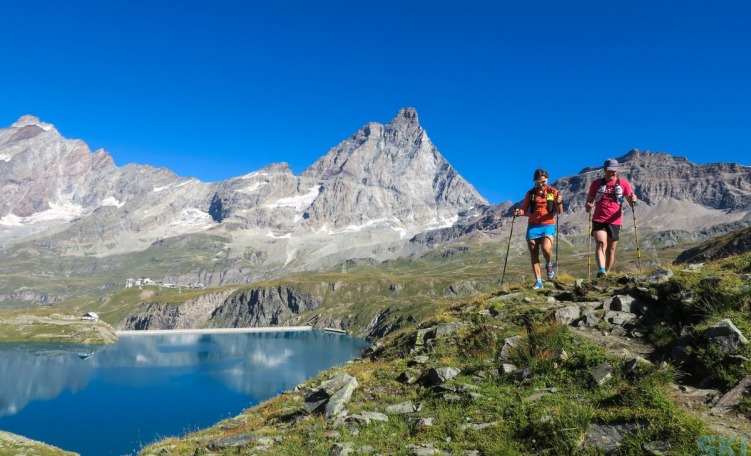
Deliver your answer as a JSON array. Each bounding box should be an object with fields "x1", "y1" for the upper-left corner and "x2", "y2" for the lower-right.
[
  {"x1": 117, "y1": 289, "x2": 237, "y2": 330},
  {"x1": 674, "y1": 225, "x2": 751, "y2": 264},
  {"x1": 117, "y1": 286, "x2": 323, "y2": 331},
  {"x1": 207, "y1": 286, "x2": 323, "y2": 328}
]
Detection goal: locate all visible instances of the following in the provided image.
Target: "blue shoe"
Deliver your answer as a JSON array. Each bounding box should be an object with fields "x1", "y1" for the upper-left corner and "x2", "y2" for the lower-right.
[
  {"x1": 532, "y1": 281, "x2": 544, "y2": 290},
  {"x1": 546, "y1": 262, "x2": 555, "y2": 279}
]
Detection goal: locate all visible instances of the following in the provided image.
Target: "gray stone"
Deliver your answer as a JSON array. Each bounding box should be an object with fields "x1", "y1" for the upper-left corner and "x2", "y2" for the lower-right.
[
  {"x1": 385, "y1": 401, "x2": 419, "y2": 414},
  {"x1": 610, "y1": 295, "x2": 646, "y2": 314},
  {"x1": 325, "y1": 375, "x2": 358, "y2": 420},
  {"x1": 499, "y1": 363, "x2": 517, "y2": 375},
  {"x1": 415, "y1": 327, "x2": 434, "y2": 346},
  {"x1": 302, "y1": 388, "x2": 330, "y2": 413},
  {"x1": 579, "y1": 309, "x2": 601, "y2": 328},
  {"x1": 425, "y1": 367, "x2": 461, "y2": 386},
  {"x1": 320, "y1": 373, "x2": 357, "y2": 396},
  {"x1": 605, "y1": 310, "x2": 637, "y2": 326},
  {"x1": 591, "y1": 362, "x2": 613, "y2": 386},
  {"x1": 360, "y1": 411, "x2": 389, "y2": 422},
  {"x1": 704, "y1": 319, "x2": 749, "y2": 353},
  {"x1": 207, "y1": 433, "x2": 257, "y2": 450},
  {"x1": 416, "y1": 417, "x2": 435, "y2": 427},
  {"x1": 580, "y1": 421, "x2": 647, "y2": 454},
  {"x1": 499, "y1": 335, "x2": 522, "y2": 361},
  {"x1": 509, "y1": 367, "x2": 532, "y2": 382},
  {"x1": 554, "y1": 305, "x2": 580, "y2": 325},
  {"x1": 435, "y1": 322, "x2": 464, "y2": 338},
  {"x1": 646, "y1": 267, "x2": 674, "y2": 284},
  {"x1": 711, "y1": 374, "x2": 751, "y2": 415}
]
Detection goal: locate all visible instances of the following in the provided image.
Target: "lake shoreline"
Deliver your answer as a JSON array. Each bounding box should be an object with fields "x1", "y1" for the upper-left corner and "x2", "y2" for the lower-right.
[{"x1": 116, "y1": 326, "x2": 314, "y2": 335}]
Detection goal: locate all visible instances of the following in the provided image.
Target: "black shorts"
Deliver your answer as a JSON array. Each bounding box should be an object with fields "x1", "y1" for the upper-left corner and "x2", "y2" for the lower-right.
[{"x1": 592, "y1": 222, "x2": 621, "y2": 241}]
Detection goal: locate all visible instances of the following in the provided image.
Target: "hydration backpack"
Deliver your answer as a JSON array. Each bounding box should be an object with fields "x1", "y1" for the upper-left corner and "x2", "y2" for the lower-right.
[
  {"x1": 528, "y1": 187, "x2": 557, "y2": 213},
  {"x1": 594, "y1": 178, "x2": 624, "y2": 205}
]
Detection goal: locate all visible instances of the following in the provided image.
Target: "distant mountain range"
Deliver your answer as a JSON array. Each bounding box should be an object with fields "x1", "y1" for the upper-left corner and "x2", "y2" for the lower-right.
[{"x1": 1, "y1": 109, "x2": 750, "y2": 305}]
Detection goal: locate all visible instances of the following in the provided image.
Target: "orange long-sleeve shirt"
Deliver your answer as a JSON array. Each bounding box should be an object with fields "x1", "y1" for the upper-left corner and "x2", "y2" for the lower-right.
[{"x1": 517, "y1": 185, "x2": 563, "y2": 226}]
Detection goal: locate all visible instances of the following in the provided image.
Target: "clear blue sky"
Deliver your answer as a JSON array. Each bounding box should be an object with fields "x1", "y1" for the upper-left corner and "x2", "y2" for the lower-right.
[{"x1": 1, "y1": 0, "x2": 749, "y2": 204}]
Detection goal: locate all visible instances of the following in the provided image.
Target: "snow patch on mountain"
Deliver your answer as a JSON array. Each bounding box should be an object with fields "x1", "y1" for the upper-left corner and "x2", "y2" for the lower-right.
[
  {"x1": 101, "y1": 197, "x2": 125, "y2": 208},
  {"x1": 0, "y1": 201, "x2": 84, "y2": 226},
  {"x1": 153, "y1": 180, "x2": 195, "y2": 192},
  {"x1": 240, "y1": 182, "x2": 268, "y2": 193},
  {"x1": 240, "y1": 171, "x2": 268, "y2": 180},
  {"x1": 265, "y1": 186, "x2": 320, "y2": 211},
  {"x1": 170, "y1": 208, "x2": 214, "y2": 229}
]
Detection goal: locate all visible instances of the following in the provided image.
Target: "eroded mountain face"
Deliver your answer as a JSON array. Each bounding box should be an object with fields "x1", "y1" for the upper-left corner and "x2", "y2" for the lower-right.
[{"x1": 1, "y1": 110, "x2": 750, "y2": 305}]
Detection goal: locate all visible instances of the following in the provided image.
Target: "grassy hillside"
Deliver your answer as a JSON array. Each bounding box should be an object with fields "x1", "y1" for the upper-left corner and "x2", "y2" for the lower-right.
[{"x1": 136, "y1": 251, "x2": 751, "y2": 455}]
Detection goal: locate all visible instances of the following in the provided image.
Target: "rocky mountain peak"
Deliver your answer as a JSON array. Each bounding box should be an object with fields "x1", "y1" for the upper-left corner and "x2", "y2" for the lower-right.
[
  {"x1": 392, "y1": 107, "x2": 419, "y2": 125},
  {"x1": 10, "y1": 115, "x2": 57, "y2": 133},
  {"x1": 13, "y1": 115, "x2": 42, "y2": 127}
]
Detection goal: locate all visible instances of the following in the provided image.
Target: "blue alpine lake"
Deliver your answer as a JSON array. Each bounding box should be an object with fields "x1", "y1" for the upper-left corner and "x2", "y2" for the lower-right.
[{"x1": 0, "y1": 330, "x2": 369, "y2": 455}]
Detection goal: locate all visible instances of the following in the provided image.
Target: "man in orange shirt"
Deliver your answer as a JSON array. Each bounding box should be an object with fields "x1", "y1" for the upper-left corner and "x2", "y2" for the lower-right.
[{"x1": 513, "y1": 169, "x2": 564, "y2": 289}]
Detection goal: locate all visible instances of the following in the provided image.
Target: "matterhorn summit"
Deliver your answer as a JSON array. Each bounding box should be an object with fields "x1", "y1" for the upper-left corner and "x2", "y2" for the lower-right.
[{"x1": 301, "y1": 107, "x2": 487, "y2": 232}]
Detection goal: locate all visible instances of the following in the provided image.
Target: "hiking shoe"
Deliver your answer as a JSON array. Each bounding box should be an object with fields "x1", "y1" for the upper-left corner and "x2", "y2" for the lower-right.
[
  {"x1": 546, "y1": 262, "x2": 554, "y2": 279},
  {"x1": 532, "y1": 281, "x2": 544, "y2": 290},
  {"x1": 596, "y1": 270, "x2": 607, "y2": 278}
]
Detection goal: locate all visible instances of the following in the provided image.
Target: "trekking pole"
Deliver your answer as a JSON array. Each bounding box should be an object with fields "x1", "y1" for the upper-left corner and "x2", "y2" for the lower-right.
[
  {"x1": 501, "y1": 212, "x2": 517, "y2": 287},
  {"x1": 587, "y1": 209, "x2": 593, "y2": 279},
  {"x1": 631, "y1": 202, "x2": 641, "y2": 269},
  {"x1": 555, "y1": 211, "x2": 559, "y2": 276}
]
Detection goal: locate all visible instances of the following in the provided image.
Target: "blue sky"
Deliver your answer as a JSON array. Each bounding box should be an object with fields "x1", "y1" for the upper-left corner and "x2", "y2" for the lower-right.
[{"x1": 1, "y1": 1, "x2": 749, "y2": 204}]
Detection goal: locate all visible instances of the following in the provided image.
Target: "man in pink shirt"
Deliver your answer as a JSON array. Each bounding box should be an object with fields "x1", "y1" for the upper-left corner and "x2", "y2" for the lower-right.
[{"x1": 585, "y1": 159, "x2": 638, "y2": 277}]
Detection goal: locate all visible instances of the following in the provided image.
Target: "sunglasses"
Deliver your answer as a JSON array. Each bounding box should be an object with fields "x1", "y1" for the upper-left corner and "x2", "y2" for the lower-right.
[{"x1": 534, "y1": 178, "x2": 548, "y2": 184}]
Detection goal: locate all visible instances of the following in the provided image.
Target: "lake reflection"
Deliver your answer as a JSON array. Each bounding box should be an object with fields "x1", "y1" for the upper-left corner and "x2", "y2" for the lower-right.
[{"x1": 0, "y1": 331, "x2": 368, "y2": 455}]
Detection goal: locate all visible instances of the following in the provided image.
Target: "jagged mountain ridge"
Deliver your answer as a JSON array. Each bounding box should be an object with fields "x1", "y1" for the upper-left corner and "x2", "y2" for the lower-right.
[
  {"x1": 414, "y1": 149, "x2": 751, "y2": 250},
  {"x1": 0, "y1": 109, "x2": 486, "y2": 301}
]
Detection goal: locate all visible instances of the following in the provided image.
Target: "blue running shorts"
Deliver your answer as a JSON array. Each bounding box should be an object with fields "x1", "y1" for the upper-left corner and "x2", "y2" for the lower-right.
[{"x1": 526, "y1": 224, "x2": 556, "y2": 241}]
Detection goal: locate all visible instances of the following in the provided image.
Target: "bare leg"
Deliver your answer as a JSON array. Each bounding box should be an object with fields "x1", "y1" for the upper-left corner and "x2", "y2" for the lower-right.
[
  {"x1": 527, "y1": 239, "x2": 541, "y2": 279},
  {"x1": 594, "y1": 230, "x2": 608, "y2": 270},
  {"x1": 540, "y1": 236, "x2": 553, "y2": 264},
  {"x1": 606, "y1": 239, "x2": 619, "y2": 272}
]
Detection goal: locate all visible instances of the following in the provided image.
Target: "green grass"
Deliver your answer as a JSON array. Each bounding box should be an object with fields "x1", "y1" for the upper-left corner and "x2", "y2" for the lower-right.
[{"x1": 138, "y1": 265, "x2": 725, "y2": 455}]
